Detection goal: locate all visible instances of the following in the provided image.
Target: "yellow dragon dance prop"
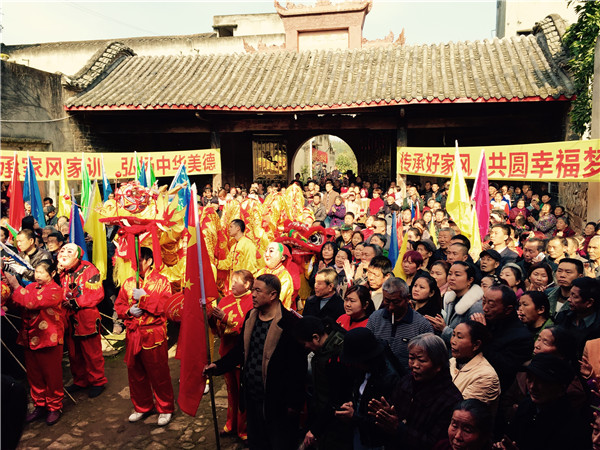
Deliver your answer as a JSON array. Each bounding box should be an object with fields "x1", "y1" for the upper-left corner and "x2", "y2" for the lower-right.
[{"x1": 96, "y1": 180, "x2": 188, "y2": 321}]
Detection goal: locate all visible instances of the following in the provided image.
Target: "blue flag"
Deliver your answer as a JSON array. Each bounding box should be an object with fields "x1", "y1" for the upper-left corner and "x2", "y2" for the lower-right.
[
  {"x1": 23, "y1": 157, "x2": 46, "y2": 228},
  {"x1": 101, "y1": 155, "x2": 113, "y2": 202},
  {"x1": 138, "y1": 159, "x2": 148, "y2": 188},
  {"x1": 169, "y1": 164, "x2": 191, "y2": 225},
  {"x1": 388, "y1": 212, "x2": 399, "y2": 267},
  {"x1": 69, "y1": 198, "x2": 89, "y2": 261}
]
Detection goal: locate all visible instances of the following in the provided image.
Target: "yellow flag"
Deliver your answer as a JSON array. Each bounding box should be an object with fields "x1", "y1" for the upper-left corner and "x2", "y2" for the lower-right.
[
  {"x1": 83, "y1": 181, "x2": 107, "y2": 281},
  {"x1": 429, "y1": 218, "x2": 438, "y2": 246},
  {"x1": 393, "y1": 230, "x2": 409, "y2": 280},
  {"x1": 57, "y1": 163, "x2": 71, "y2": 219},
  {"x1": 468, "y1": 205, "x2": 483, "y2": 262},
  {"x1": 445, "y1": 143, "x2": 472, "y2": 239}
]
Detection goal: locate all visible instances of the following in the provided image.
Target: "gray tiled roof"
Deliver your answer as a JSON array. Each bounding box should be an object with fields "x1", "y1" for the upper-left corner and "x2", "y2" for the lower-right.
[{"x1": 65, "y1": 15, "x2": 574, "y2": 111}]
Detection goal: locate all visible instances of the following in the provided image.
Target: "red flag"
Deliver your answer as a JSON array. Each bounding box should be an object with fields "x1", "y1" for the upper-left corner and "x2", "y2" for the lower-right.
[
  {"x1": 177, "y1": 186, "x2": 219, "y2": 416},
  {"x1": 7, "y1": 154, "x2": 24, "y2": 231}
]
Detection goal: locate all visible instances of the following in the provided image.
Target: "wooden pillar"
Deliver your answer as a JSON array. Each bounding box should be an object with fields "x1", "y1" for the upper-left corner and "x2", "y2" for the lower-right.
[
  {"x1": 211, "y1": 131, "x2": 222, "y2": 190},
  {"x1": 589, "y1": 36, "x2": 600, "y2": 221},
  {"x1": 396, "y1": 108, "x2": 407, "y2": 198}
]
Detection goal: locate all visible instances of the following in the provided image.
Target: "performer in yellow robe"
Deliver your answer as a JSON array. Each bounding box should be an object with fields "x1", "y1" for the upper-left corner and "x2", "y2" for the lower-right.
[
  {"x1": 256, "y1": 242, "x2": 295, "y2": 310},
  {"x1": 217, "y1": 219, "x2": 259, "y2": 283}
]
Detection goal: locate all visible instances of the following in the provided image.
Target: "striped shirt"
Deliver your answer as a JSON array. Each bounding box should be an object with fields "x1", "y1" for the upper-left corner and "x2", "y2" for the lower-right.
[{"x1": 366, "y1": 308, "x2": 433, "y2": 369}]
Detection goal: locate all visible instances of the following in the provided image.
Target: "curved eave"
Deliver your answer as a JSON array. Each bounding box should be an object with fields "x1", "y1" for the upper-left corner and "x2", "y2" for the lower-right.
[{"x1": 65, "y1": 94, "x2": 575, "y2": 112}]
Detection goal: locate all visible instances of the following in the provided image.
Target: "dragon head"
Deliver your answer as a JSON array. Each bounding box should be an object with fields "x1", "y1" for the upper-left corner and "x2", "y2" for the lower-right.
[{"x1": 274, "y1": 221, "x2": 336, "y2": 259}]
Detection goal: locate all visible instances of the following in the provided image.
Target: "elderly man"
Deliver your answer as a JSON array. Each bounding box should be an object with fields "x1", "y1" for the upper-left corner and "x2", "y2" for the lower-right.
[
  {"x1": 516, "y1": 237, "x2": 545, "y2": 275},
  {"x1": 479, "y1": 249, "x2": 501, "y2": 277},
  {"x1": 204, "y1": 274, "x2": 306, "y2": 450},
  {"x1": 472, "y1": 284, "x2": 532, "y2": 392},
  {"x1": 303, "y1": 267, "x2": 345, "y2": 321},
  {"x1": 58, "y1": 243, "x2": 107, "y2": 398},
  {"x1": 366, "y1": 277, "x2": 433, "y2": 369},
  {"x1": 586, "y1": 235, "x2": 600, "y2": 279},
  {"x1": 431, "y1": 227, "x2": 455, "y2": 263},
  {"x1": 506, "y1": 353, "x2": 591, "y2": 449}
]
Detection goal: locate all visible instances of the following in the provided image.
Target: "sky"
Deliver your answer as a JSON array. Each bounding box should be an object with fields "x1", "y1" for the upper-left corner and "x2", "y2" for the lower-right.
[{"x1": 1, "y1": 1, "x2": 498, "y2": 46}]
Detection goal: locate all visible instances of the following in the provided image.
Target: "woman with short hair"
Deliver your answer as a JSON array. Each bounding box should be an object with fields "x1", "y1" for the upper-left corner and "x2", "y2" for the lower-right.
[
  {"x1": 433, "y1": 399, "x2": 494, "y2": 450},
  {"x1": 368, "y1": 333, "x2": 463, "y2": 450}
]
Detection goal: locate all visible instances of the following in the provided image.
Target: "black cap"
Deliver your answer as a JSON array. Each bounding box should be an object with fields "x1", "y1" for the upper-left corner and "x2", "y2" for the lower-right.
[
  {"x1": 340, "y1": 328, "x2": 384, "y2": 364},
  {"x1": 416, "y1": 239, "x2": 435, "y2": 253},
  {"x1": 525, "y1": 353, "x2": 574, "y2": 385},
  {"x1": 480, "y1": 249, "x2": 502, "y2": 262}
]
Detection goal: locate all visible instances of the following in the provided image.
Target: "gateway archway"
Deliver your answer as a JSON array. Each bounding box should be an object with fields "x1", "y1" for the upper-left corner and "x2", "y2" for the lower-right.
[{"x1": 291, "y1": 134, "x2": 357, "y2": 183}]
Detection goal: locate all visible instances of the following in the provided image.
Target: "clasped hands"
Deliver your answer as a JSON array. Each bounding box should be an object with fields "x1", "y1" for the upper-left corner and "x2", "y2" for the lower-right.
[
  {"x1": 368, "y1": 396, "x2": 399, "y2": 434},
  {"x1": 130, "y1": 289, "x2": 148, "y2": 317}
]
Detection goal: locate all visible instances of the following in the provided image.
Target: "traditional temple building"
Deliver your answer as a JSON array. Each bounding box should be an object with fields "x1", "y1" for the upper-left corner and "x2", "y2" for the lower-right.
[{"x1": 2, "y1": 2, "x2": 577, "y2": 200}]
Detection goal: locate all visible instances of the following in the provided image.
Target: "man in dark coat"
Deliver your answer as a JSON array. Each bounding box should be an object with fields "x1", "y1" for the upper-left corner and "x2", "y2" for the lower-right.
[
  {"x1": 303, "y1": 268, "x2": 345, "y2": 321},
  {"x1": 204, "y1": 274, "x2": 307, "y2": 450},
  {"x1": 506, "y1": 353, "x2": 591, "y2": 450},
  {"x1": 472, "y1": 284, "x2": 533, "y2": 392}
]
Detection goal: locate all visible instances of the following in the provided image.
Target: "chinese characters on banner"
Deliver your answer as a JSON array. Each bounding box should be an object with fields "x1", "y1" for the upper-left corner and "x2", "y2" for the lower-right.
[
  {"x1": 0, "y1": 149, "x2": 221, "y2": 181},
  {"x1": 397, "y1": 139, "x2": 600, "y2": 182}
]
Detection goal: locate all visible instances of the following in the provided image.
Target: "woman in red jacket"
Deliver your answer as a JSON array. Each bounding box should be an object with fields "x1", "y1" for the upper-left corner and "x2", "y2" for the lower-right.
[{"x1": 4, "y1": 260, "x2": 65, "y2": 426}]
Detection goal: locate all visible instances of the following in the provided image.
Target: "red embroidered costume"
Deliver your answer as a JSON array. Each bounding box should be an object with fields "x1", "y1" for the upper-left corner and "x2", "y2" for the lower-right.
[
  {"x1": 115, "y1": 268, "x2": 175, "y2": 414},
  {"x1": 60, "y1": 260, "x2": 107, "y2": 389},
  {"x1": 11, "y1": 281, "x2": 65, "y2": 412}
]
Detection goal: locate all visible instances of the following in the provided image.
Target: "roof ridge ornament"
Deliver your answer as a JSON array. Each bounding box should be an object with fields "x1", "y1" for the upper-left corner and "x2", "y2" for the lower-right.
[{"x1": 63, "y1": 41, "x2": 135, "y2": 92}]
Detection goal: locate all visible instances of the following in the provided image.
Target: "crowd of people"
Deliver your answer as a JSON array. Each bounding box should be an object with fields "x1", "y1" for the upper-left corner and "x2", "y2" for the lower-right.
[{"x1": 1, "y1": 174, "x2": 600, "y2": 450}]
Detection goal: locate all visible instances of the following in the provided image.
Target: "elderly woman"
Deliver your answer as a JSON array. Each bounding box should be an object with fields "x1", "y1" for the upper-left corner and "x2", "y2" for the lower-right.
[
  {"x1": 502, "y1": 326, "x2": 587, "y2": 424},
  {"x1": 528, "y1": 203, "x2": 556, "y2": 238},
  {"x1": 368, "y1": 333, "x2": 463, "y2": 450},
  {"x1": 433, "y1": 399, "x2": 494, "y2": 450},
  {"x1": 449, "y1": 321, "x2": 500, "y2": 406},
  {"x1": 508, "y1": 198, "x2": 529, "y2": 225}
]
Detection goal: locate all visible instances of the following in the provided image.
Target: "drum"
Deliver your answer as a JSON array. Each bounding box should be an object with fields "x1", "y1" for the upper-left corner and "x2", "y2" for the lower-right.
[{"x1": 164, "y1": 292, "x2": 184, "y2": 322}]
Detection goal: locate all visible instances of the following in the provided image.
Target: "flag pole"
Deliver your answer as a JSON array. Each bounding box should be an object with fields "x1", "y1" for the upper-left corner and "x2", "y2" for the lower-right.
[{"x1": 192, "y1": 184, "x2": 221, "y2": 450}]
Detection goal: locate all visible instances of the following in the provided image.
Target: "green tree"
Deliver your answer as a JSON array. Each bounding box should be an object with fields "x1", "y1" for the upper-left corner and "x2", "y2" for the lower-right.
[
  {"x1": 563, "y1": 1, "x2": 600, "y2": 136},
  {"x1": 335, "y1": 152, "x2": 357, "y2": 175}
]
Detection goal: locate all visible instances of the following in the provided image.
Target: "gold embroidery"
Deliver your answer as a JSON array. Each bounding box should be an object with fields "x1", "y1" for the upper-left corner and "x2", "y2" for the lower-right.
[
  {"x1": 50, "y1": 333, "x2": 58, "y2": 343},
  {"x1": 30, "y1": 336, "x2": 40, "y2": 346},
  {"x1": 38, "y1": 320, "x2": 48, "y2": 330}
]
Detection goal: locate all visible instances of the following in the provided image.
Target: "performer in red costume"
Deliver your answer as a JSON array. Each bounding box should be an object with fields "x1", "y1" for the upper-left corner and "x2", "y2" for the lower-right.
[
  {"x1": 4, "y1": 260, "x2": 65, "y2": 425},
  {"x1": 57, "y1": 243, "x2": 107, "y2": 398},
  {"x1": 114, "y1": 247, "x2": 175, "y2": 427},
  {"x1": 209, "y1": 269, "x2": 254, "y2": 440}
]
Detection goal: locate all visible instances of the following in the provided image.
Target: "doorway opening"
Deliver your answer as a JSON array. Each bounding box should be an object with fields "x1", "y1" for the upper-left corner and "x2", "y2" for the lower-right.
[{"x1": 291, "y1": 134, "x2": 357, "y2": 184}]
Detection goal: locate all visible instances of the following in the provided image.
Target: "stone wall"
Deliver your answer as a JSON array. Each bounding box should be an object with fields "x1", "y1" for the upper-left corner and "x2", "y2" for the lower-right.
[
  {"x1": 0, "y1": 61, "x2": 74, "y2": 198},
  {"x1": 559, "y1": 182, "x2": 588, "y2": 231}
]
